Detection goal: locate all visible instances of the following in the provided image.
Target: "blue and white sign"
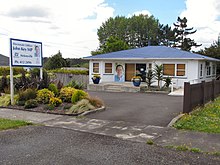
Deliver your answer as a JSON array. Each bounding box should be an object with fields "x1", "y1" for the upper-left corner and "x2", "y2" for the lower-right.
[{"x1": 10, "y1": 38, "x2": 43, "y2": 67}]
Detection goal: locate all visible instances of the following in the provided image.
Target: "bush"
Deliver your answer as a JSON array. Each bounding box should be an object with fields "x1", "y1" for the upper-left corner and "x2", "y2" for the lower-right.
[
  {"x1": 87, "y1": 96, "x2": 104, "y2": 108},
  {"x1": 0, "y1": 67, "x2": 26, "y2": 76},
  {"x1": 17, "y1": 88, "x2": 37, "y2": 102},
  {"x1": 68, "y1": 99, "x2": 95, "y2": 114},
  {"x1": 50, "y1": 69, "x2": 88, "y2": 75},
  {"x1": 0, "y1": 94, "x2": 11, "y2": 106},
  {"x1": 0, "y1": 75, "x2": 8, "y2": 93},
  {"x1": 37, "y1": 88, "x2": 54, "y2": 104},
  {"x1": 59, "y1": 87, "x2": 76, "y2": 103},
  {"x1": 24, "y1": 99, "x2": 38, "y2": 109},
  {"x1": 44, "y1": 104, "x2": 55, "y2": 110},
  {"x1": 71, "y1": 90, "x2": 88, "y2": 104},
  {"x1": 48, "y1": 83, "x2": 59, "y2": 96},
  {"x1": 66, "y1": 80, "x2": 84, "y2": 89},
  {"x1": 163, "y1": 77, "x2": 172, "y2": 88},
  {"x1": 49, "y1": 97, "x2": 62, "y2": 107}
]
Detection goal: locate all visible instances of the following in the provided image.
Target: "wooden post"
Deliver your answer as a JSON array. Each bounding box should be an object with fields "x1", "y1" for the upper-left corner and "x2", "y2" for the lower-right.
[
  {"x1": 201, "y1": 81, "x2": 206, "y2": 105},
  {"x1": 183, "y1": 82, "x2": 191, "y2": 113},
  {"x1": 212, "y1": 79, "x2": 215, "y2": 101}
]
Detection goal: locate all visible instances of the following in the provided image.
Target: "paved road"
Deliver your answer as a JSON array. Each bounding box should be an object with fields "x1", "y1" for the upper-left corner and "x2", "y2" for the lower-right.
[
  {"x1": 88, "y1": 91, "x2": 183, "y2": 126},
  {"x1": 0, "y1": 126, "x2": 219, "y2": 165}
]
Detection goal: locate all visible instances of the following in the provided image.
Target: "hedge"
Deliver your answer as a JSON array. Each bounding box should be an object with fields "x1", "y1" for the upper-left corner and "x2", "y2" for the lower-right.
[
  {"x1": 49, "y1": 69, "x2": 88, "y2": 75},
  {"x1": 0, "y1": 67, "x2": 26, "y2": 76}
]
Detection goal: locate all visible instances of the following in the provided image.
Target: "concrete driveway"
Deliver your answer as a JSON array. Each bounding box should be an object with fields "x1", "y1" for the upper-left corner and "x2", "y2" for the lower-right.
[{"x1": 88, "y1": 91, "x2": 183, "y2": 127}]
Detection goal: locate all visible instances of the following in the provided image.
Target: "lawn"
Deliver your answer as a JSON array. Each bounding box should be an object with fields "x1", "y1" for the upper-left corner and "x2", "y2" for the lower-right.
[
  {"x1": 173, "y1": 97, "x2": 220, "y2": 133},
  {"x1": 0, "y1": 118, "x2": 32, "y2": 131}
]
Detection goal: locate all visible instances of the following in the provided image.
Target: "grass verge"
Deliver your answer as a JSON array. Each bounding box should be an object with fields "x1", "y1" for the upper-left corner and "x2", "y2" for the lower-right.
[
  {"x1": 173, "y1": 97, "x2": 220, "y2": 133},
  {"x1": 0, "y1": 118, "x2": 32, "y2": 131}
]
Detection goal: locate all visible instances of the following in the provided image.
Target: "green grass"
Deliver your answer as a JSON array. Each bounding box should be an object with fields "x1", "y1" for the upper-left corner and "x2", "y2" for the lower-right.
[
  {"x1": 173, "y1": 97, "x2": 220, "y2": 133},
  {"x1": 0, "y1": 118, "x2": 32, "y2": 131},
  {"x1": 146, "y1": 139, "x2": 154, "y2": 145}
]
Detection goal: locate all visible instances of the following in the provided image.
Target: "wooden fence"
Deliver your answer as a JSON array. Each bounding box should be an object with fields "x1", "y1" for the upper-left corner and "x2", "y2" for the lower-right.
[
  {"x1": 53, "y1": 73, "x2": 89, "y2": 88},
  {"x1": 183, "y1": 80, "x2": 220, "y2": 113}
]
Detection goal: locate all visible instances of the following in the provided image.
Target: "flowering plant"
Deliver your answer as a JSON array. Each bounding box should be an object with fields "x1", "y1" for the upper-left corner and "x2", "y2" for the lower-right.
[
  {"x1": 131, "y1": 76, "x2": 142, "y2": 82},
  {"x1": 92, "y1": 74, "x2": 101, "y2": 80}
]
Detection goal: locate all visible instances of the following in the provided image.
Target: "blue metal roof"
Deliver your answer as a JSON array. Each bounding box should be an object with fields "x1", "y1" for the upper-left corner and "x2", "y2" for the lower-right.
[{"x1": 84, "y1": 46, "x2": 219, "y2": 61}]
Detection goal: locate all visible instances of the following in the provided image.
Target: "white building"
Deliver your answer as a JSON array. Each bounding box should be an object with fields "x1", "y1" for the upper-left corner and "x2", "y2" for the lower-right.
[{"x1": 85, "y1": 46, "x2": 219, "y2": 88}]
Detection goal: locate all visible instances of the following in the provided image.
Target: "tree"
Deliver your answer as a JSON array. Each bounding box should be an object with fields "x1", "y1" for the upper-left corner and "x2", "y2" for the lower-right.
[
  {"x1": 91, "y1": 36, "x2": 130, "y2": 55},
  {"x1": 197, "y1": 42, "x2": 220, "y2": 59},
  {"x1": 173, "y1": 17, "x2": 201, "y2": 51},
  {"x1": 146, "y1": 70, "x2": 154, "y2": 89},
  {"x1": 44, "y1": 51, "x2": 69, "y2": 70},
  {"x1": 94, "y1": 14, "x2": 173, "y2": 54},
  {"x1": 153, "y1": 64, "x2": 163, "y2": 89}
]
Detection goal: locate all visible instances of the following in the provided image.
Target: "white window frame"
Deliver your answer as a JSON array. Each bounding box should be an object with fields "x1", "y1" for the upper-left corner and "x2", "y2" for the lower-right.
[{"x1": 199, "y1": 63, "x2": 203, "y2": 78}]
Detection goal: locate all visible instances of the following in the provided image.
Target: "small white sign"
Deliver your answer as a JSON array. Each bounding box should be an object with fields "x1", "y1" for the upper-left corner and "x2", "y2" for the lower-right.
[{"x1": 10, "y1": 38, "x2": 42, "y2": 67}]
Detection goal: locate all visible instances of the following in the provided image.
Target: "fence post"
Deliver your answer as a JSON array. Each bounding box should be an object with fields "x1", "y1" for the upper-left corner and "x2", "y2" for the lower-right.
[
  {"x1": 201, "y1": 81, "x2": 206, "y2": 105},
  {"x1": 183, "y1": 82, "x2": 191, "y2": 113},
  {"x1": 212, "y1": 79, "x2": 215, "y2": 101}
]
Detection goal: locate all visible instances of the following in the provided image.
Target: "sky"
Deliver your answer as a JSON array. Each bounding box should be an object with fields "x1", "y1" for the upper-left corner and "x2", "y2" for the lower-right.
[{"x1": 0, "y1": 0, "x2": 220, "y2": 58}]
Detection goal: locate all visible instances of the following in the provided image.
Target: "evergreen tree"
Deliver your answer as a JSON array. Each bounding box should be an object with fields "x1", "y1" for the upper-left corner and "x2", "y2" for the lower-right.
[{"x1": 173, "y1": 17, "x2": 201, "y2": 51}]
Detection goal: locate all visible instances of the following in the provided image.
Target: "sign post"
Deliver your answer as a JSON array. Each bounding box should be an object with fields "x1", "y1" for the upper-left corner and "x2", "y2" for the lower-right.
[{"x1": 10, "y1": 38, "x2": 43, "y2": 104}]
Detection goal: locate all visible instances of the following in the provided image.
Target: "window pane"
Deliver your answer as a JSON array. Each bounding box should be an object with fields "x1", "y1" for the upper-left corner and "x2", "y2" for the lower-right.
[
  {"x1": 105, "y1": 63, "x2": 112, "y2": 73},
  {"x1": 177, "y1": 71, "x2": 185, "y2": 76},
  {"x1": 177, "y1": 64, "x2": 185, "y2": 69},
  {"x1": 163, "y1": 64, "x2": 175, "y2": 76},
  {"x1": 93, "y1": 63, "x2": 99, "y2": 73}
]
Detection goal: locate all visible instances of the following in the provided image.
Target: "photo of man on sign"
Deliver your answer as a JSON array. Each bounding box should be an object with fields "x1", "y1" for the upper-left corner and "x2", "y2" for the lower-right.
[{"x1": 114, "y1": 64, "x2": 125, "y2": 82}]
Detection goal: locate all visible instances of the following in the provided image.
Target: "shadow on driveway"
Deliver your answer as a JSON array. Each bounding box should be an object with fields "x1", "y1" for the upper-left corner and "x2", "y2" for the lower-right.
[{"x1": 88, "y1": 91, "x2": 183, "y2": 127}]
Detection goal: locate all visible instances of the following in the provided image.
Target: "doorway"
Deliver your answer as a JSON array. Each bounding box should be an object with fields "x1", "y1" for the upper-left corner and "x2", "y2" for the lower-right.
[{"x1": 125, "y1": 64, "x2": 135, "y2": 81}]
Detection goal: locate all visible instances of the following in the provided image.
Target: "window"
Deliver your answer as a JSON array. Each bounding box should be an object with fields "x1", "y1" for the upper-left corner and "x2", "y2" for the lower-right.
[
  {"x1": 212, "y1": 64, "x2": 216, "y2": 75},
  {"x1": 93, "y1": 63, "x2": 99, "y2": 73},
  {"x1": 163, "y1": 63, "x2": 186, "y2": 77},
  {"x1": 177, "y1": 64, "x2": 185, "y2": 76},
  {"x1": 163, "y1": 64, "x2": 175, "y2": 76},
  {"x1": 206, "y1": 65, "x2": 211, "y2": 76},
  {"x1": 105, "y1": 63, "x2": 112, "y2": 73},
  {"x1": 200, "y1": 64, "x2": 203, "y2": 77}
]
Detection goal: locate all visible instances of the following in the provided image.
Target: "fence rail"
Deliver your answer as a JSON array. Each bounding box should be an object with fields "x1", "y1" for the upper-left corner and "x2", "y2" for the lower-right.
[{"x1": 183, "y1": 80, "x2": 220, "y2": 113}]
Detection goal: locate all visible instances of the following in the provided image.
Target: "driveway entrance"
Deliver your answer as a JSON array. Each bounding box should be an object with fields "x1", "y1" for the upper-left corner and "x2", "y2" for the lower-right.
[{"x1": 88, "y1": 91, "x2": 183, "y2": 127}]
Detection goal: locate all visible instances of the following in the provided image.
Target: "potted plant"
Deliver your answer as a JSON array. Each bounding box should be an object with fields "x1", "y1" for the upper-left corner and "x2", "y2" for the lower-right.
[
  {"x1": 92, "y1": 74, "x2": 101, "y2": 84},
  {"x1": 131, "y1": 76, "x2": 142, "y2": 87}
]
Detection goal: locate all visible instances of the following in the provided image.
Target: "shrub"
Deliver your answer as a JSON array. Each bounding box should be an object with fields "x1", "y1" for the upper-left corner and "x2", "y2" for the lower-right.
[
  {"x1": 0, "y1": 94, "x2": 11, "y2": 106},
  {"x1": 37, "y1": 88, "x2": 54, "y2": 104},
  {"x1": 59, "y1": 87, "x2": 76, "y2": 103},
  {"x1": 68, "y1": 99, "x2": 95, "y2": 114},
  {"x1": 49, "y1": 97, "x2": 62, "y2": 107},
  {"x1": 17, "y1": 88, "x2": 37, "y2": 102},
  {"x1": 0, "y1": 75, "x2": 8, "y2": 93},
  {"x1": 44, "y1": 104, "x2": 55, "y2": 110},
  {"x1": 24, "y1": 99, "x2": 38, "y2": 109},
  {"x1": 0, "y1": 67, "x2": 26, "y2": 76},
  {"x1": 48, "y1": 83, "x2": 59, "y2": 96},
  {"x1": 50, "y1": 69, "x2": 88, "y2": 75},
  {"x1": 57, "y1": 80, "x2": 63, "y2": 90},
  {"x1": 87, "y1": 96, "x2": 104, "y2": 108},
  {"x1": 163, "y1": 77, "x2": 172, "y2": 88},
  {"x1": 66, "y1": 80, "x2": 84, "y2": 89},
  {"x1": 71, "y1": 90, "x2": 88, "y2": 104}
]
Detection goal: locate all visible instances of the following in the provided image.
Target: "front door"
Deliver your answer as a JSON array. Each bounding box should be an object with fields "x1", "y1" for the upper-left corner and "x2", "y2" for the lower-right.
[{"x1": 125, "y1": 64, "x2": 135, "y2": 81}]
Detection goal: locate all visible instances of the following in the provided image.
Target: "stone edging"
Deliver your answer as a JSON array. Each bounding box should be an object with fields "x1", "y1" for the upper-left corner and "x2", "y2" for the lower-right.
[
  {"x1": 79, "y1": 106, "x2": 105, "y2": 116},
  {"x1": 0, "y1": 106, "x2": 105, "y2": 117},
  {"x1": 167, "y1": 113, "x2": 185, "y2": 127}
]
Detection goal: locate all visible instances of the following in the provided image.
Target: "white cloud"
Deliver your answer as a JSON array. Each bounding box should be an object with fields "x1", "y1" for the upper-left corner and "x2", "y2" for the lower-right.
[
  {"x1": 128, "y1": 10, "x2": 152, "y2": 17},
  {"x1": 0, "y1": 0, "x2": 114, "y2": 58},
  {"x1": 180, "y1": 0, "x2": 220, "y2": 50}
]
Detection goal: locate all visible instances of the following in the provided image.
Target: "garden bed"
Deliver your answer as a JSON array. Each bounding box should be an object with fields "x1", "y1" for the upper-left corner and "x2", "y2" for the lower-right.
[{"x1": 4, "y1": 103, "x2": 105, "y2": 116}]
